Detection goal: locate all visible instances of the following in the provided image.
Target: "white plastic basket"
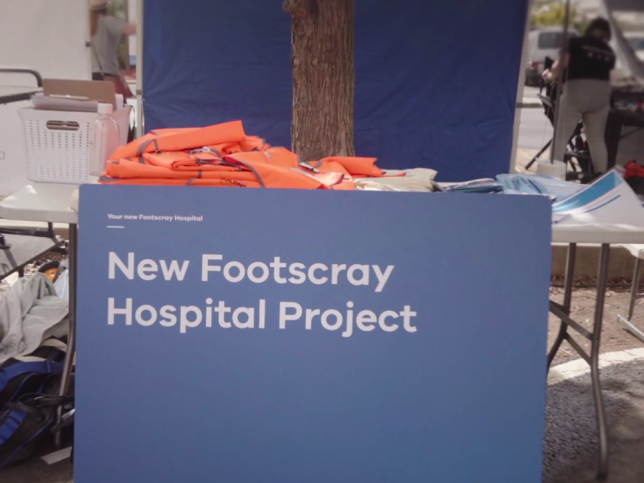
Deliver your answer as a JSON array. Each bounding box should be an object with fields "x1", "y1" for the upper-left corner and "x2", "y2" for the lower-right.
[{"x1": 18, "y1": 106, "x2": 132, "y2": 184}]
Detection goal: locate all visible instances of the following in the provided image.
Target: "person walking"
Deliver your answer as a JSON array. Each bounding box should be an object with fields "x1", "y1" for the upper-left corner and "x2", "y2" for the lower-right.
[
  {"x1": 544, "y1": 18, "x2": 616, "y2": 174},
  {"x1": 89, "y1": 0, "x2": 137, "y2": 97}
]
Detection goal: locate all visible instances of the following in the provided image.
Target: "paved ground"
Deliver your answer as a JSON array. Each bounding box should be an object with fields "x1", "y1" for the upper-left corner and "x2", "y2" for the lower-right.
[
  {"x1": 3, "y1": 458, "x2": 72, "y2": 483},
  {"x1": 549, "y1": 286, "x2": 644, "y2": 367},
  {"x1": 544, "y1": 359, "x2": 644, "y2": 483},
  {"x1": 542, "y1": 286, "x2": 644, "y2": 482},
  {"x1": 1, "y1": 271, "x2": 644, "y2": 482},
  {"x1": 517, "y1": 86, "x2": 555, "y2": 172},
  {"x1": 518, "y1": 107, "x2": 553, "y2": 153}
]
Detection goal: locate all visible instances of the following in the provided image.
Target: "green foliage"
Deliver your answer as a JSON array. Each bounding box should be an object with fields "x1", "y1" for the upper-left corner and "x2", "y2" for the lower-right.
[
  {"x1": 107, "y1": 0, "x2": 129, "y2": 70},
  {"x1": 108, "y1": 0, "x2": 126, "y2": 19},
  {"x1": 576, "y1": 19, "x2": 589, "y2": 36},
  {"x1": 530, "y1": 1, "x2": 576, "y2": 27}
]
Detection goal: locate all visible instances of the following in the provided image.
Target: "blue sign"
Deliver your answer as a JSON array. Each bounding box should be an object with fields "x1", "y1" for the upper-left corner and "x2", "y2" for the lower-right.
[{"x1": 76, "y1": 186, "x2": 551, "y2": 483}]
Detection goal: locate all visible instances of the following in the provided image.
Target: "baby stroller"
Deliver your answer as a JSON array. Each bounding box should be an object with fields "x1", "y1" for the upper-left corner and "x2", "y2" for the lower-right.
[{"x1": 525, "y1": 57, "x2": 596, "y2": 183}]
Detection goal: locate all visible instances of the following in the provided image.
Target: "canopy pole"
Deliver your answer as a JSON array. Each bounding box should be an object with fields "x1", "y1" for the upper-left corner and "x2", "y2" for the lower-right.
[
  {"x1": 510, "y1": 0, "x2": 536, "y2": 174},
  {"x1": 549, "y1": 0, "x2": 571, "y2": 164},
  {"x1": 86, "y1": 2, "x2": 92, "y2": 80},
  {"x1": 136, "y1": 0, "x2": 144, "y2": 138}
]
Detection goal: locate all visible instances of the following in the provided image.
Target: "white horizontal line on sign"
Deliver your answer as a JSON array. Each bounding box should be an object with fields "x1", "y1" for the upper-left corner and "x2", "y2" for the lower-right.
[{"x1": 107, "y1": 226, "x2": 125, "y2": 229}]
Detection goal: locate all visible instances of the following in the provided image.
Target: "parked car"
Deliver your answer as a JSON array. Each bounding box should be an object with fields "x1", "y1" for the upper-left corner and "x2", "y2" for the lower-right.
[
  {"x1": 624, "y1": 31, "x2": 644, "y2": 62},
  {"x1": 525, "y1": 26, "x2": 579, "y2": 86}
]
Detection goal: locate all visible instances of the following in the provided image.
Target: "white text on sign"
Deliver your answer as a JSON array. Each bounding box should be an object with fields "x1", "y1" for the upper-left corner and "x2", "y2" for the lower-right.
[
  {"x1": 107, "y1": 298, "x2": 417, "y2": 337},
  {"x1": 109, "y1": 252, "x2": 394, "y2": 293},
  {"x1": 106, "y1": 252, "x2": 418, "y2": 336}
]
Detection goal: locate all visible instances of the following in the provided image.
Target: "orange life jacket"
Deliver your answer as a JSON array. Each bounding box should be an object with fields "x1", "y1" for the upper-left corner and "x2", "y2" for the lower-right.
[
  {"x1": 99, "y1": 175, "x2": 263, "y2": 188},
  {"x1": 110, "y1": 120, "x2": 248, "y2": 161},
  {"x1": 314, "y1": 157, "x2": 383, "y2": 177},
  {"x1": 101, "y1": 121, "x2": 391, "y2": 190},
  {"x1": 103, "y1": 154, "x2": 327, "y2": 190}
]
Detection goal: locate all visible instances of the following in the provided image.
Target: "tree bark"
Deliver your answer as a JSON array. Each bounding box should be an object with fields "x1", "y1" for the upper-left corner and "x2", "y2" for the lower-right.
[{"x1": 284, "y1": 0, "x2": 355, "y2": 162}]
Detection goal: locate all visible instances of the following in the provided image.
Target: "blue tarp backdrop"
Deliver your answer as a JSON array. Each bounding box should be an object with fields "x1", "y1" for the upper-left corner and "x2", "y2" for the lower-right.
[{"x1": 143, "y1": 0, "x2": 528, "y2": 181}]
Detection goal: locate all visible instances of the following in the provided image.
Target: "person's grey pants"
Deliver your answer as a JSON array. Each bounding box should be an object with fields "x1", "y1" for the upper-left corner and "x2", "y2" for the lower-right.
[{"x1": 553, "y1": 79, "x2": 611, "y2": 173}]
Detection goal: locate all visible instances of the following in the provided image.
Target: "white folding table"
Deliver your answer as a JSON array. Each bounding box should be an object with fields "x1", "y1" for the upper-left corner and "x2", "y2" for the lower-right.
[
  {"x1": 1, "y1": 182, "x2": 644, "y2": 480},
  {"x1": 0, "y1": 85, "x2": 42, "y2": 104},
  {"x1": 0, "y1": 68, "x2": 43, "y2": 104},
  {"x1": 0, "y1": 182, "x2": 79, "y2": 445},
  {"x1": 550, "y1": 222, "x2": 644, "y2": 481}
]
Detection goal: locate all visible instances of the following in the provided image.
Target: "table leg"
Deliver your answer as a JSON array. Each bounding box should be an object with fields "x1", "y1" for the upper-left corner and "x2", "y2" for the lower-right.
[
  {"x1": 548, "y1": 243, "x2": 610, "y2": 480},
  {"x1": 547, "y1": 243, "x2": 576, "y2": 369},
  {"x1": 592, "y1": 244, "x2": 610, "y2": 481},
  {"x1": 604, "y1": 114, "x2": 621, "y2": 171},
  {"x1": 55, "y1": 223, "x2": 77, "y2": 447},
  {"x1": 628, "y1": 258, "x2": 642, "y2": 321},
  {"x1": 617, "y1": 258, "x2": 644, "y2": 343}
]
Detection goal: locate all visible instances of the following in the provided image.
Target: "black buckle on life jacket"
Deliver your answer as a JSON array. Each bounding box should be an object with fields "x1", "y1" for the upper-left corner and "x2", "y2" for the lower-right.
[
  {"x1": 190, "y1": 146, "x2": 222, "y2": 157},
  {"x1": 298, "y1": 162, "x2": 319, "y2": 173}
]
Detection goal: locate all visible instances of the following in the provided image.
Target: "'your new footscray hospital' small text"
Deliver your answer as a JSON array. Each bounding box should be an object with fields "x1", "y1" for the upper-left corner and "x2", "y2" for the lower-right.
[{"x1": 108, "y1": 214, "x2": 203, "y2": 222}]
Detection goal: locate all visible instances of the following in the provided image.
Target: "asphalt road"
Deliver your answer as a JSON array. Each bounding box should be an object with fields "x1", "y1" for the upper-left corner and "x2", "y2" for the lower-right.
[
  {"x1": 518, "y1": 86, "x2": 554, "y2": 152},
  {"x1": 605, "y1": 0, "x2": 644, "y2": 13}
]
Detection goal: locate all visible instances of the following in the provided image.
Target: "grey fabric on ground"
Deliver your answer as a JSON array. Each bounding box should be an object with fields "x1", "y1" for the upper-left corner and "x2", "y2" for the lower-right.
[{"x1": 0, "y1": 273, "x2": 68, "y2": 364}]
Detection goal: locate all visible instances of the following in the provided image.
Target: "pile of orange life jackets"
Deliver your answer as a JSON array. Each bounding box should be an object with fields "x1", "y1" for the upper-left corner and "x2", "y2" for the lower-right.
[{"x1": 100, "y1": 120, "x2": 390, "y2": 190}]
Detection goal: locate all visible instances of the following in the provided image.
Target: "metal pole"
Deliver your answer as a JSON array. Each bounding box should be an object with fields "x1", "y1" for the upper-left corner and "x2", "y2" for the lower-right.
[
  {"x1": 125, "y1": 0, "x2": 131, "y2": 77},
  {"x1": 136, "y1": 0, "x2": 144, "y2": 138},
  {"x1": 510, "y1": 0, "x2": 536, "y2": 173},
  {"x1": 591, "y1": 244, "x2": 610, "y2": 480},
  {"x1": 547, "y1": 243, "x2": 576, "y2": 369},
  {"x1": 549, "y1": 0, "x2": 571, "y2": 164},
  {"x1": 55, "y1": 223, "x2": 77, "y2": 447},
  {"x1": 629, "y1": 258, "x2": 642, "y2": 320},
  {"x1": 86, "y1": 3, "x2": 92, "y2": 80}
]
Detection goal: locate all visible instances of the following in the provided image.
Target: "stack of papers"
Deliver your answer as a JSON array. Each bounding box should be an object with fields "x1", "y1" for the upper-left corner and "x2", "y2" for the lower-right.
[
  {"x1": 31, "y1": 93, "x2": 98, "y2": 112},
  {"x1": 496, "y1": 174, "x2": 582, "y2": 202},
  {"x1": 552, "y1": 170, "x2": 644, "y2": 226},
  {"x1": 439, "y1": 178, "x2": 503, "y2": 193},
  {"x1": 438, "y1": 170, "x2": 644, "y2": 227}
]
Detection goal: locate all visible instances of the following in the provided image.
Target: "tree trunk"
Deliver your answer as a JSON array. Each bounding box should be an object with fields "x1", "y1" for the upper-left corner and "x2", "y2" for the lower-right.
[{"x1": 284, "y1": 0, "x2": 355, "y2": 162}]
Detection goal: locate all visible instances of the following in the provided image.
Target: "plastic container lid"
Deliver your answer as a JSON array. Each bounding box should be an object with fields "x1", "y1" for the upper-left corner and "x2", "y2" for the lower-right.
[{"x1": 97, "y1": 103, "x2": 114, "y2": 114}]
